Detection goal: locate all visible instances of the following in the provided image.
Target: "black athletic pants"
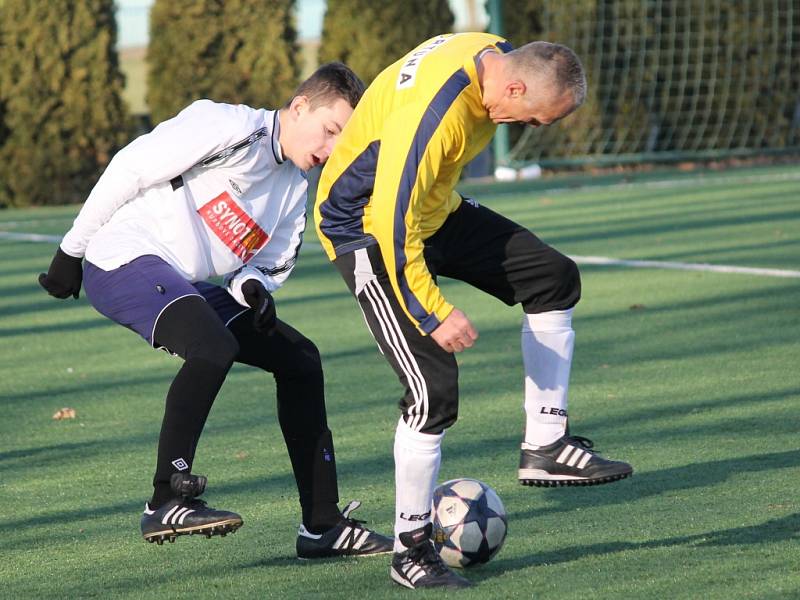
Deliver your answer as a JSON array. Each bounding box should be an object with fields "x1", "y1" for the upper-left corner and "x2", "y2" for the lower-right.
[
  {"x1": 152, "y1": 296, "x2": 339, "y2": 528},
  {"x1": 334, "y1": 200, "x2": 580, "y2": 435}
]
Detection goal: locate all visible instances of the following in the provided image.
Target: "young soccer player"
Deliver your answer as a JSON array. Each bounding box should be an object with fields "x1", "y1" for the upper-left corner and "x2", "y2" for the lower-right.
[
  {"x1": 39, "y1": 62, "x2": 392, "y2": 557},
  {"x1": 315, "y1": 35, "x2": 633, "y2": 588}
]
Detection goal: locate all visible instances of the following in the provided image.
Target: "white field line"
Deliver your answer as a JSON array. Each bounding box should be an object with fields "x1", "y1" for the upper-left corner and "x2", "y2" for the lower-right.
[
  {"x1": 3, "y1": 228, "x2": 798, "y2": 279},
  {"x1": 571, "y1": 255, "x2": 800, "y2": 279},
  {"x1": 0, "y1": 231, "x2": 61, "y2": 243},
  {"x1": 489, "y1": 168, "x2": 800, "y2": 198}
]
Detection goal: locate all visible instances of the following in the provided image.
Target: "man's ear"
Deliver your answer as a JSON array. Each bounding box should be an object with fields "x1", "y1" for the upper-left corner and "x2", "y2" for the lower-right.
[
  {"x1": 506, "y1": 80, "x2": 527, "y2": 99},
  {"x1": 289, "y1": 95, "x2": 310, "y2": 119}
]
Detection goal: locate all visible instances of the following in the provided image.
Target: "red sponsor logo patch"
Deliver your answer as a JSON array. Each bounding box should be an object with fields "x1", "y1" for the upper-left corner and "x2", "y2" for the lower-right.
[{"x1": 198, "y1": 192, "x2": 269, "y2": 262}]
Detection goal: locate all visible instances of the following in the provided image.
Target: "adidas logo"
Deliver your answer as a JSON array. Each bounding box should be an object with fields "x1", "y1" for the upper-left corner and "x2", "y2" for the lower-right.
[
  {"x1": 333, "y1": 525, "x2": 370, "y2": 551},
  {"x1": 161, "y1": 505, "x2": 196, "y2": 526},
  {"x1": 555, "y1": 444, "x2": 592, "y2": 469},
  {"x1": 398, "y1": 556, "x2": 426, "y2": 584}
]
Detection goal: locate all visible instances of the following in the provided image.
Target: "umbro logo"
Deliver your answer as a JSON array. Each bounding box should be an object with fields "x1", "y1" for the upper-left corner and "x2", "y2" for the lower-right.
[{"x1": 171, "y1": 458, "x2": 189, "y2": 471}]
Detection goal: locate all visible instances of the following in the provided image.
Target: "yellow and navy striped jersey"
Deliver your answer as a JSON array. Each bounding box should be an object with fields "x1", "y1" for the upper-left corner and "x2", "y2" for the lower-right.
[{"x1": 315, "y1": 32, "x2": 512, "y2": 334}]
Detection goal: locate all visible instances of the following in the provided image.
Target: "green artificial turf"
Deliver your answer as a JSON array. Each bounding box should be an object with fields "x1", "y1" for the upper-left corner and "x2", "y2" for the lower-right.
[{"x1": 1, "y1": 165, "x2": 798, "y2": 599}]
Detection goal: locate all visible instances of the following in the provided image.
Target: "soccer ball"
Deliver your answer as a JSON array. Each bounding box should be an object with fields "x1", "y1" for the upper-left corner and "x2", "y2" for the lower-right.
[{"x1": 431, "y1": 478, "x2": 507, "y2": 568}]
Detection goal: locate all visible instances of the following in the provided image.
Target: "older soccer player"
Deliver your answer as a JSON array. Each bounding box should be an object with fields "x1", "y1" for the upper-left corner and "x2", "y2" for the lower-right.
[{"x1": 316, "y1": 34, "x2": 633, "y2": 589}]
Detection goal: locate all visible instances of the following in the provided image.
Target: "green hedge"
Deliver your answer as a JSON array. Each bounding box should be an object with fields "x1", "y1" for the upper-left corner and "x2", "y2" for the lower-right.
[
  {"x1": 318, "y1": 0, "x2": 454, "y2": 85},
  {"x1": 147, "y1": 0, "x2": 301, "y2": 125},
  {"x1": 0, "y1": 0, "x2": 129, "y2": 207}
]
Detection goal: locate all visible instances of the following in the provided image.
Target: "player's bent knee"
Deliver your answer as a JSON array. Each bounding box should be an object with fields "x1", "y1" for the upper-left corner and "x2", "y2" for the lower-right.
[
  {"x1": 298, "y1": 337, "x2": 322, "y2": 368},
  {"x1": 154, "y1": 295, "x2": 239, "y2": 368},
  {"x1": 188, "y1": 329, "x2": 239, "y2": 370},
  {"x1": 522, "y1": 252, "x2": 581, "y2": 313},
  {"x1": 418, "y1": 411, "x2": 458, "y2": 435},
  {"x1": 415, "y1": 384, "x2": 459, "y2": 434},
  {"x1": 278, "y1": 336, "x2": 323, "y2": 379},
  {"x1": 554, "y1": 253, "x2": 581, "y2": 296}
]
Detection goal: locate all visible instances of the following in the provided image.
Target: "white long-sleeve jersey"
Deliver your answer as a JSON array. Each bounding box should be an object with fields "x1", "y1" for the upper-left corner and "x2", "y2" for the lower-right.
[{"x1": 60, "y1": 99, "x2": 307, "y2": 307}]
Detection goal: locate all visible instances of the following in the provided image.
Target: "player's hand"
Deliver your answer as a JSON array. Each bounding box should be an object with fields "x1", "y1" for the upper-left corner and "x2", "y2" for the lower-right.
[
  {"x1": 430, "y1": 308, "x2": 478, "y2": 353},
  {"x1": 38, "y1": 248, "x2": 83, "y2": 299},
  {"x1": 241, "y1": 279, "x2": 277, "y2": 334}
]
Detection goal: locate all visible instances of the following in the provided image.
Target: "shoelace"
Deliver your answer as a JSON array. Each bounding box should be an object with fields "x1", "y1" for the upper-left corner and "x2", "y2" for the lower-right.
[
  {"x1": 340, "y1": 500, "x2": 369, "y2": 529},
  {"x1": 407, "y1": 542, "x2": 449, "y2": 577},
  {"x1": 182, "y1": 497, "x2": 209, "y2": 510},
  {"x1": 568, "y1": 435, "x2": 601, "y2": 454}
]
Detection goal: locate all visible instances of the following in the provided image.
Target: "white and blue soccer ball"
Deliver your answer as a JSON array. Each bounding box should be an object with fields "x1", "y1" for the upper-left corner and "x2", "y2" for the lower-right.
[{"x1": 431, "y1": 478, "x2": 508, "y2": 568}]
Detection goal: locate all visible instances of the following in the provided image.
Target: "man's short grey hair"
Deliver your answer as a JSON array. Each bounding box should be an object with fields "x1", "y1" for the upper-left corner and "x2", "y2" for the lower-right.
[{"x1": 507, "y1": 41, "x2": 587, "y2": 109}]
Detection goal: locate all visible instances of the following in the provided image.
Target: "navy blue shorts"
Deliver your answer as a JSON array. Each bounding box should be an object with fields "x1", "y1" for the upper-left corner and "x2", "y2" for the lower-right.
[{"x1": 83, "y1": 255, "x2": 249, "y2": 347}]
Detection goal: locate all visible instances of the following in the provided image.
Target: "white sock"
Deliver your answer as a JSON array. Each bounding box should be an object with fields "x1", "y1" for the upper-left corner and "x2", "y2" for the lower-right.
[
  {"x1": 521, "y1": 309, "x2": 575, "y2": 448},
  {"x1": 393, "y1": 417, "x2": 443, "y2": 552}
]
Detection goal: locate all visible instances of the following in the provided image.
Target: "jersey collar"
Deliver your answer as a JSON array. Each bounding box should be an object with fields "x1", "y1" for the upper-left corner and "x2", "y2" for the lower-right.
[{"x1": 271, "y1": 110, "x2": 285, "y2": 164}]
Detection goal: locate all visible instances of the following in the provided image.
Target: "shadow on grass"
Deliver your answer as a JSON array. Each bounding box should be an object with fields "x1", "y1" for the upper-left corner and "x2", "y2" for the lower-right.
[
  {"x1": 478, "y1": 511, "x2": 800, "y2": 582},
  {"x1": 507, "y1": 188, "x2": 800, "y2": 247},
  {"x1": 506, "y1": 448, "x2": 800, "y2": 521},
  {"x1": 0, "y1": 454, "x2": 384, "y2": 537},
  {"x1": 0, "y1": 317, "x2": 112, "y2": 338},
  {"x1": 4, "y1": 427, "x2": 796, "y2": 535}
]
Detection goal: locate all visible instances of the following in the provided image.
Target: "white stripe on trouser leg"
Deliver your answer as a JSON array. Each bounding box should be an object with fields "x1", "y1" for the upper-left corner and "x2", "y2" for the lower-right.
[
  {"x1": 361, "y1": 282, "x2": 426, "y2": 426},
  {"x1": 355, "y1": 303, "x2": 384, "y2": 355},
  {"x1": 394, "y1": 418, "x2": 443, "y2": 553},
  {"x1": 362, "y1": 280, "x2": 429, "y2": 431},
  {"x1": 364, "y1": 280, "x2": 429, "y2": 430},
  {"x1": 353, "y1": 249, "x2": 384, "y2": 355},
  {"x1": 360, "y1": 281, "x2": 425, "y2": 420},
  {"x1": 352, "y1": 248, "x2": 428, "y2": 429}
]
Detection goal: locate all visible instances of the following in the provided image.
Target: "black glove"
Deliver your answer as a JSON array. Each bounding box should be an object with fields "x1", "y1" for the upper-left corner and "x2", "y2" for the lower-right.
[
  {"x1": 241, "y1": 279, "x2": 277, "y2": 334},
  {"x1": 38, "y1": 248, "x2": 83, "y2": 299}
]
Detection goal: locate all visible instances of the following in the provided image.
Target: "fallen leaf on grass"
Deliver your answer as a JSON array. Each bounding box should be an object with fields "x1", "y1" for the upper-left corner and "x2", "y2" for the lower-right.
[{"x1": 52, "y1": 407, "x2": 77, "y2": 420}]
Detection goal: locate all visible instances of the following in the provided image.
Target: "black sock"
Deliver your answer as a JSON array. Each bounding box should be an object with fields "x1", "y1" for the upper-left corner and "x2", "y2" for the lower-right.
[
  {"x1": 286, "y1": 429, "x2": 341, "y2": 533},
  {"x1": 304, "y1": 502, "x2": 343, "y2": 534},
  {"x1": 150, "y1": 357, "x2": 230, "y2": 508},
  {"x1": 148, "y1": 296, "x2": 239, "y2": 509}
]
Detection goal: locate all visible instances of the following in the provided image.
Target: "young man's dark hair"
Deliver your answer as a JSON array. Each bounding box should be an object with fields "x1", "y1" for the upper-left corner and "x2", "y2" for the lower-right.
[{"x1": 285, "y1": 61, "x2": 365, "y2": 110}]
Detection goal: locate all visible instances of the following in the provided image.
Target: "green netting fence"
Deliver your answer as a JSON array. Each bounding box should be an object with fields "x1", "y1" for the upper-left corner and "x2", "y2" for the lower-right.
[{"x1": 496, "y1": 0, "x2": 800, "y2": 168}]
